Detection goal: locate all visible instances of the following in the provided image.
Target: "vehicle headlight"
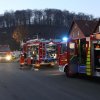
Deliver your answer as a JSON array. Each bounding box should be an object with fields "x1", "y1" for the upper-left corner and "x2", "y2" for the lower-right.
[
  {"x1": 6, "y1": 55, "x2": 12, "y2": 61},
  {"x1": 33, "y1": 51, "x2": 35, "y2": 54},
  {"x1": 31, "y1": 57, "x2": 33, "y2": 59}
]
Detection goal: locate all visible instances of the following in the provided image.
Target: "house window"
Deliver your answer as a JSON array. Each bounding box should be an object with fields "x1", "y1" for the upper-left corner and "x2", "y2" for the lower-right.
[
  {"x1": 72, "y1": 31, "x2": 79, "y2": 38},
  {"x1": 73, "y1": 32, "x2": 79, "y2": 38}
]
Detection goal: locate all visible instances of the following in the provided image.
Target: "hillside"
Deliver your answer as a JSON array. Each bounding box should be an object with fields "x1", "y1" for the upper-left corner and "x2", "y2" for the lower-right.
[{"x1": 0, "y1": 25, "x2": 68, "y2": 50}]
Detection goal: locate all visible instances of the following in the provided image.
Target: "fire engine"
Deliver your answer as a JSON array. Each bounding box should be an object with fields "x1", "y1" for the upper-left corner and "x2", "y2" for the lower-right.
[
  {"x1": 59, "y1": 32, "x2": 100, "y2": 77},
  {"x1": 20, "y1": 39, "x2": 61, "y2": 67}
]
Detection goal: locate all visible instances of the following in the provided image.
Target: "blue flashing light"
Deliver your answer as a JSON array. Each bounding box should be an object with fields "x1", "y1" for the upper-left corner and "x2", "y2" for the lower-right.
[{"x1": 62, "y1": 37, "x2": 68, "y2": 42}]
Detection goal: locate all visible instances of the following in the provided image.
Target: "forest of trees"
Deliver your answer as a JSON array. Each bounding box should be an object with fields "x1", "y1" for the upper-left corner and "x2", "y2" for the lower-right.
[
  {"x1": 0, "y1": 9, "x2": 94, "y2": 28},
  {"x1": 0, "y1": 9, "x2": 96, "y2": 50}
]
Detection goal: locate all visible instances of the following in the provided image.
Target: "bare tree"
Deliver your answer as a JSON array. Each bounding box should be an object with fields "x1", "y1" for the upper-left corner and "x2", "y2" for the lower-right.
[
  {"x1": 33, "y1": 9, "x2": 43, "y2": 24},
  {"x1": 4, "y1": 11, "x2": 14, "y2": 27},
  {"x1": 53, "y1": 9, "x2": 64, "y2": 26},
  {"x1": 0, "y1": 15, "x2": 5, "y2": 28},
  {"x1": 25, "y1": 9, "x2": 33, "y2": 25}
]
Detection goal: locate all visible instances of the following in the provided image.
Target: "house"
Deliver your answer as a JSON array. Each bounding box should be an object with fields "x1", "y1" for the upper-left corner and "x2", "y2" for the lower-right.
[
  {"x1": 93, "y1": 19, "x2": 100, "y2": 33},
  {"x1": 69, "y1": 20, "x2": 99, "y2": 42}
]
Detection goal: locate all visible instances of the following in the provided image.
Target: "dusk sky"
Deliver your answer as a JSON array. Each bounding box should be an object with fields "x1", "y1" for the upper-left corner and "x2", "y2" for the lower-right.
[{"x1": 0, "y1": 0, "x2": 100, "y2": 18}]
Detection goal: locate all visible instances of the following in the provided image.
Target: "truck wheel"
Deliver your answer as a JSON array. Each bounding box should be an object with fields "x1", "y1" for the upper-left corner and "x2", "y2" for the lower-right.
[
  {"x1": 65, "y1": 69, "x2": 70, "y2": 77},
  {"x1": 64, "y1": 66, "x2": 73, "y2": 77}
]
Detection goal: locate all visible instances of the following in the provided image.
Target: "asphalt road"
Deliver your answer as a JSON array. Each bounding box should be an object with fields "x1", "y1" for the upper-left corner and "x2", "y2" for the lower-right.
[{"x1": 0, "y1": 63, "x2": 100, "y2": 100}]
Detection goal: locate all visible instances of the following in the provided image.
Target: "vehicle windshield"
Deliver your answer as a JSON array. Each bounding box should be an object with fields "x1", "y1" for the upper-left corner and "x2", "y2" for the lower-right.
[
  {"x1": 0, "y1": 46, "x2": 10, "y2": 52},
  {"x1": 0, "y1": 53, "x2": 6, "y2": 56}
]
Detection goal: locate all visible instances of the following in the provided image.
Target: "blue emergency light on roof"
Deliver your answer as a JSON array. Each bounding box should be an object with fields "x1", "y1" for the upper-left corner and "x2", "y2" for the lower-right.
[{"x1": 62, "y1": 37, "x2": 68, "y2": 42}]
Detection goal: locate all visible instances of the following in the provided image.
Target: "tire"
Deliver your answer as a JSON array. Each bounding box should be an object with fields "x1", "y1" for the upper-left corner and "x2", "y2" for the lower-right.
[{"x1": 64, "y1": 66, "x2": 73, "y2": 77}]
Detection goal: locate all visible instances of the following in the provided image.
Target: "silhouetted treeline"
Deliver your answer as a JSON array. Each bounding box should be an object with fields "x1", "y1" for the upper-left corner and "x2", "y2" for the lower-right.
[{"x1": 0, "y1": 9, "x2": 94, "y2": 29}]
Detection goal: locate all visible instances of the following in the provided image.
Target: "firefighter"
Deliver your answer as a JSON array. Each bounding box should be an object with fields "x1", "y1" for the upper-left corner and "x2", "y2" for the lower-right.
[{"x1": 19, "y1": 53, "x2": 25, "y2": 67}]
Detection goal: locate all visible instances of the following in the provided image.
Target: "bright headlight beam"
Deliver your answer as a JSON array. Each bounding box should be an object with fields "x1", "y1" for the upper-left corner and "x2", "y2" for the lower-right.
[{"x1": 6, "y1": 55, "x2": 11, "y2": 61}]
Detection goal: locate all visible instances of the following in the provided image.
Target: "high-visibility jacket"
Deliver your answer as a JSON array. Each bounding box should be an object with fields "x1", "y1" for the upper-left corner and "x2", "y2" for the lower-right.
[{"x1": 20, "y1": 56, "x2": 25, "y2": 64}]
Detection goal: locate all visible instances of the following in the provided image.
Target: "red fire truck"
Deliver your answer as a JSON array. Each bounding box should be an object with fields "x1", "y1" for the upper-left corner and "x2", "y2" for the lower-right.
[
  {"x1": 20, "y1": 39, "x2": 61, "y2": 68},
  {"x1": 59, "y1": 32, "x2": 100, "y2": 77}
]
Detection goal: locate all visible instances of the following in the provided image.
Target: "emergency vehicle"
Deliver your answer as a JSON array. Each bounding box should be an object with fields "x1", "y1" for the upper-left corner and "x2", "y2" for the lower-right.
[
  {"x1": 20, "y1": 39, "x2": 61, "y2": 67},
  {"x1": 0, "y1": 45, "x2": 12, "y2": 62},
  {"x1": 59, "y1": 32, "x2": 100, "y2": 77}
]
